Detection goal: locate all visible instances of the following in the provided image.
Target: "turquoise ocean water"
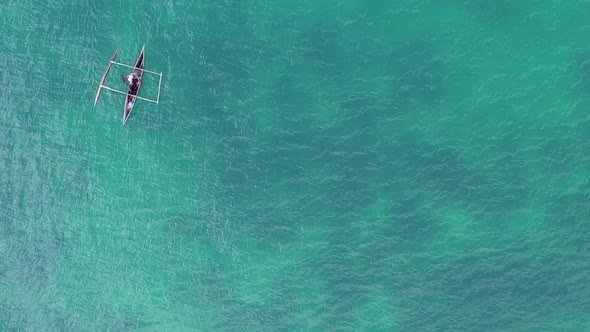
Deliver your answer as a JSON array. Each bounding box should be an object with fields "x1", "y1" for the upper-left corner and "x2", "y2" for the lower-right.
[{"x1": 2, "y1": 0, "x2": 590, "y2": 330}]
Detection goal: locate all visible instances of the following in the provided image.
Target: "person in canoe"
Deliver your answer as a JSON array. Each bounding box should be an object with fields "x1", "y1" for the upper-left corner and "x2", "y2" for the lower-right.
[{"x1": 120, "y1": 71, "x2": 141, "y2": 96}]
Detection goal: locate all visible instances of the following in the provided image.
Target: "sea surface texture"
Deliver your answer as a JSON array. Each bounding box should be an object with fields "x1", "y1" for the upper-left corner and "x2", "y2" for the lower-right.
[{"x1": 1, "y1": 0, "x2": 590, "y2": 331}]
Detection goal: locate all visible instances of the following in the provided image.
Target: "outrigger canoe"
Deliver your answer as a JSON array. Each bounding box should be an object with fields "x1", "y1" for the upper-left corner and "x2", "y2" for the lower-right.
[{"x1": 94, "y1": 45, "x2": 163, "y2": 125}]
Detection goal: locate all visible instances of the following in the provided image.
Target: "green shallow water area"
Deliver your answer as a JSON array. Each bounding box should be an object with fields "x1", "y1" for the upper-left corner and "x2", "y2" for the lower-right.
[{"x1": 2, "y1": 0, "x2": 590, "y2": 330}]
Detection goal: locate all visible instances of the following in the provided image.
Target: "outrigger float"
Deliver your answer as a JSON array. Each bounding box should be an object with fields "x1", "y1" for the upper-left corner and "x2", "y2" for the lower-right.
[{"x1": 94, "y1": 45, "x2": 163, "y2": 124}]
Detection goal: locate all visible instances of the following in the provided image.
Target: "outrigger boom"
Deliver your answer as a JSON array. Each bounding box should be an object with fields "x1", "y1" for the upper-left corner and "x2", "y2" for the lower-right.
[
  {"x1": 98, "y1": 85, "x2": 159, "y2": 104},
  {"x1": 109, "y1": 61, "x2": 162, "y2": 76},
  {"x1": 94, "y1": 46, "x2": 163, "y2": 124}
]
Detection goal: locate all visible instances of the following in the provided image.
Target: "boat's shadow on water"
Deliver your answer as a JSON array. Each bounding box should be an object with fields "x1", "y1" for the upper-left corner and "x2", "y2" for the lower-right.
[
  {"x1": 165, "y1": 215, "x2": 208, "y2": 239},
  {"x1": 163, "y1": 214, "x2": 219, "y2": 245},
  {"x1": 164, "y1": 213, "x2": 235, "y2": 254},
  {"x1": 168, "y1": 215, "x2": 194, "y2": 231}
]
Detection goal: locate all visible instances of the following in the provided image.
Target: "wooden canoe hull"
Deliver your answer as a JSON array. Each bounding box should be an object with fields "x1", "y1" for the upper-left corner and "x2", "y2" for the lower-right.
[{"x1": 123, "y1": 45, "x2": 145, "y2": 124}]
